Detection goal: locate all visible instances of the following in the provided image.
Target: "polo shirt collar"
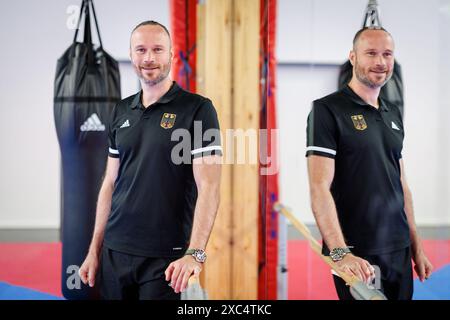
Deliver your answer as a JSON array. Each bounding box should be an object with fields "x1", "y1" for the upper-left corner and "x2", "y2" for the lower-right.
[
  {"x1": 342, "y1": 84, "x2": 389, "y2": 112},
  {"x1": 131, "y1": 81, "x2": 181, "y2": 109}
]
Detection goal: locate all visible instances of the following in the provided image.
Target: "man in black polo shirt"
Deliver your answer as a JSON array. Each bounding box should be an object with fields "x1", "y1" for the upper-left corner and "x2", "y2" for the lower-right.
[
  {"x1": 306, "y1": 27, "x2": 433, "y2": 300},
  {"x1": 78, "y1": 20, "x2": 222, "y2": 300}
]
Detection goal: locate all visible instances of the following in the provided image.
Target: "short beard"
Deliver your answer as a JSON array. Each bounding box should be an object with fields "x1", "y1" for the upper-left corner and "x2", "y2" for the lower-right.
[
  {"x1": 140, "y1": 62, "x2": 171, "y2": 86},
  {"x1": 354, "y1": 59, "x2": 392, "y2": 89}
]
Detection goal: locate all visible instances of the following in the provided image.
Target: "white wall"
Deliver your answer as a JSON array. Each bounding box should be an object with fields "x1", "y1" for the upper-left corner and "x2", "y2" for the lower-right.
[
  {"x1": 277, "y1": 0, "x2": 450, "y2": 226},
  {"x1": 0, "y1": 0, "x2": 169, "y2": 228},
  {"x1": 438, "y1": 0, "x2": 450, "y2": 224}
]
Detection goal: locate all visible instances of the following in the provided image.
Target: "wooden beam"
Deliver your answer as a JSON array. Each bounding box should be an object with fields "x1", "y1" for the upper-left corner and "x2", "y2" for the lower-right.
[
  {"x1": 196, "y1": 0, "x2": 233, "y2": 300},
  {"x1": 231, "y1": 0, "x2": 260, "y2": 300},
  {"x1": 196, "y1": 0, "x2": 261, "y2": 300}
]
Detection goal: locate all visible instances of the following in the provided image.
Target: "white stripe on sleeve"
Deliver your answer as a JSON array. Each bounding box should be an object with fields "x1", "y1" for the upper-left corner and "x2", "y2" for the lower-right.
[
  {"x1": 109, "y1": 147, "x2": 119, "y2": 155},
  {"x1": 191, "y1": 145, "x2": 223, "y2": 155},
  {"x1": 306, "y1": 146, "x2": 336, "y2": 156}
]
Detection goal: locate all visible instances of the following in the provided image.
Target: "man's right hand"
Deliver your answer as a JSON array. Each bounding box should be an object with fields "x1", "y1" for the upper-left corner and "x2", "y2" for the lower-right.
[
  {"x1": 334, "y1": 254, "x2": 375, "y2": 284},
  {"x1": 79, "y1": 252, "x2": 99, "y2": 287}
]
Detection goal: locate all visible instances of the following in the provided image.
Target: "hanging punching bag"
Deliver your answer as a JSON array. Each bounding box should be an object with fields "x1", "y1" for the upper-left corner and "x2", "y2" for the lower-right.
[
  {"x1": 53, "y1": 0, "x2": 121, "y2": 299},
  {"x1": 338, "y1": 0, "x2": 404, "y2": 117}
]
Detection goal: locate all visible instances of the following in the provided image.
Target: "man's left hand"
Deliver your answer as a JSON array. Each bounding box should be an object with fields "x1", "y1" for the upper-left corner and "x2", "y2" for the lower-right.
[
  {"x1": 164, "y1": 255, "x2": 202, "y2": 293},
  {"x1": 413, "y1": 250, "x2": 433, "y2": 282}
]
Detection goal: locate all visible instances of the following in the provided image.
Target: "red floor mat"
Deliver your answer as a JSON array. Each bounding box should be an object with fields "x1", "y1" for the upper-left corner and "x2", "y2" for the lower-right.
[
  {"x1": 0, "y1": 242, "x2": 62, "y2": 297},
  {"x1": 288, "y1": 239, "x2": 450, "y2": 299},
  {"x1": 0, "y1": 240, "x2": 448, "y2": 299}
]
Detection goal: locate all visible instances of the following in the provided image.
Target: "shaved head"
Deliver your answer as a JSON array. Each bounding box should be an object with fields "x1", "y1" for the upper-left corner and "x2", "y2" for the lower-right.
[
  {"x1": 353, "y1": 27, "x2": 394, "y2": 51},
  {"x1": 130, "y1": 20, "x2": 172, "y2": 49},
  {"x1": 129, "y1": 20, "x2": 173, "y2": 87},
  {"x1": 349, "y1": 27, "x2": 395, "y2": 89}
]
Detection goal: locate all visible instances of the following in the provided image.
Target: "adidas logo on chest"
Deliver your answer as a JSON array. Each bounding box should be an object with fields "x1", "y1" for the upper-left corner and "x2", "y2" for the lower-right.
[
  {"x1": 391, "y1": 121, "x2": 400, "y2": 130},
  {"x1": 120, "y1": 119, "x2": 130, "y2": 128}
]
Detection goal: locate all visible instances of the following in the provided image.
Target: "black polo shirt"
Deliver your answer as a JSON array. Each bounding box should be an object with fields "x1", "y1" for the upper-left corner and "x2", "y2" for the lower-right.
[
  {"x1": 104, "y1": 81, "x2": 222, "y2": 257},
  {"x1": 306, "y1": 85, "x2": 410, "y2": 255}
]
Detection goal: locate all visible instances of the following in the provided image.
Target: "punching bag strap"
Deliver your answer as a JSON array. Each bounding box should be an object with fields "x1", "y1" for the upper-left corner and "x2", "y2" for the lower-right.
[
  {"x1": 89, "y1": 0, "x2": 103, "y2": 49},
  {"x1": 67, "y1": 0, "x2": 86, "y2": 72},
  {"x1": 67, "y1": 0, "x2": 90, "y2": 74},
  {"x1": 362, "y1": 0, "x2": 382, "y2": 28},
  {"x1": 72, "y1": 0, "x2": 102, "y2": 48},
  {"x1": 83, "y1": 2, "x2": 96, "y2": 69},
  {"x1": 72, "y1": 0, "x2": 86, "y2": 44}
]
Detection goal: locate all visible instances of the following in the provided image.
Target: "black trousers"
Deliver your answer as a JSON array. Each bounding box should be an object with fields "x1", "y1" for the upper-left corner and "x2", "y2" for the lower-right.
[
  {"x1": 99, "y1": 246, "x2": 181, "y2": 300},
  {"x1": 333, "y1": 246, "x2": 413, "y2": 300}
]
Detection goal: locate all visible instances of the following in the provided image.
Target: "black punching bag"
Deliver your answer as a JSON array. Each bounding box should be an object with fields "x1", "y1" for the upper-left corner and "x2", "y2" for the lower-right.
[
  {"x1": 338, "y1": 0, "x2": 404, "y2": 117},
  {"x1": 53, "y1": 0, "x2": 120, "y2": 299}
]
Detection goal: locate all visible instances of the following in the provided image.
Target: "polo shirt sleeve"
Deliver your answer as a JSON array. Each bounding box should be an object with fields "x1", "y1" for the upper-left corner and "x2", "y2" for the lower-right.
[
  {"x1": 398, "y1": 116, "x2": 403, "y2": 160},
  {"x1": 396, "y1": 107, "x2": 404, "y2": 160},
  {"x1": 306, "y1": 101, "x2": 338, "y2": 159},
  {"x1": 190, "y1": 99, "x2": 223, "y2": 159},
  {"x1": 108, "y1": 105, "x2": 120, "y2": 158}
]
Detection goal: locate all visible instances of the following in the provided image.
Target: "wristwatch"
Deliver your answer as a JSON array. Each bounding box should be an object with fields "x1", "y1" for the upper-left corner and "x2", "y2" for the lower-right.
[
  {"x1": 329, "y1": 247, "x2": 352, "y2": 262},
  {"x1": 185, "y1": 249, "x2": 207, "y2": 263}
]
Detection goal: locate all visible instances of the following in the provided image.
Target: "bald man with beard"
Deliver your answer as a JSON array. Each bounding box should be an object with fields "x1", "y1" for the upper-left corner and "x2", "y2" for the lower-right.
[
  {"x1": 306, "y1": 27, "x2": 433, "y2": 300},
  {"x1": 78, "y1": 21, "x2": 222, "y2": 300}
]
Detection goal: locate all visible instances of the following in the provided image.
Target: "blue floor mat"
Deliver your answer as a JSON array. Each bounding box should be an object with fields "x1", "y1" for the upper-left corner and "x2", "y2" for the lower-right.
[
  {"x1": 413, "y1": 264, "x2": 450, "y2": 300},
  {"x1": 0, "y1": 282, "x2": 63, "y2": 300}
]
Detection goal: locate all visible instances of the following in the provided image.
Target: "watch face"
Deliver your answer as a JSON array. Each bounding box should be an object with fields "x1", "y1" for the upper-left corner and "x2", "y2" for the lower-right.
[
  {"x1": 330, "y1": 248, "x2": 344, "y2": 261},
  {"x1": 193, "y1": 249, "x2": 207, "y2": 263}
]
